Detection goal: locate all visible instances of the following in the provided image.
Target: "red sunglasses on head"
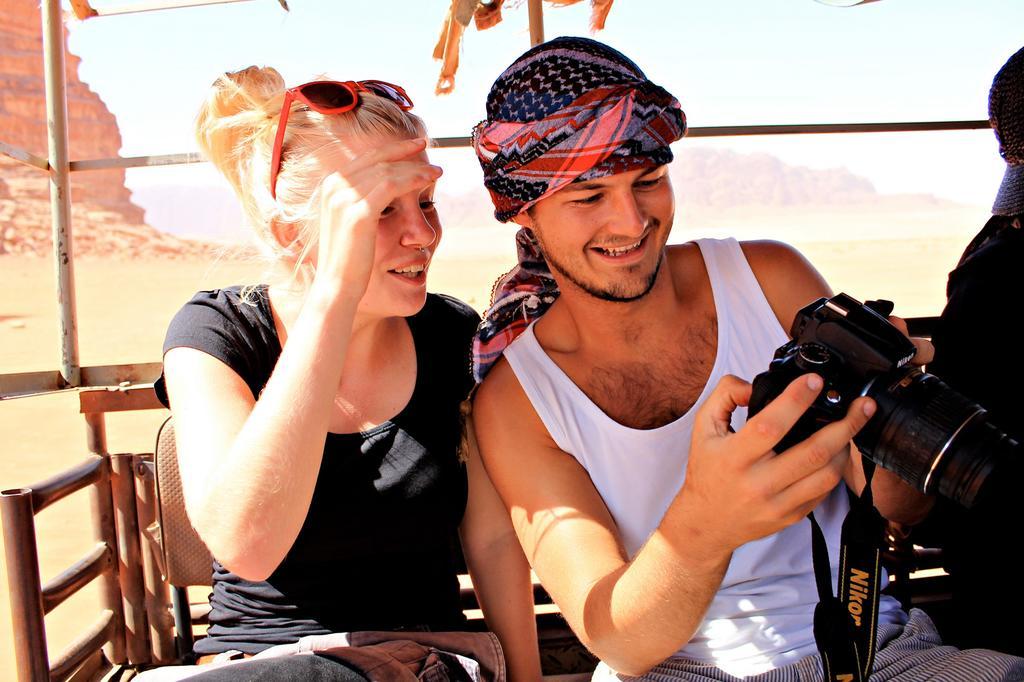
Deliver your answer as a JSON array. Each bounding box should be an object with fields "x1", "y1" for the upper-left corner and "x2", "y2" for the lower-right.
[{"x1": 269, "y1": 79, "x2": 414, "y2": 198}]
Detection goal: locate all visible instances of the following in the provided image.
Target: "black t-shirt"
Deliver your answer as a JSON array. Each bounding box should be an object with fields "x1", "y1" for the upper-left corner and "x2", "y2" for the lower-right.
[{"x1": 156, "y1": 286, "x2": 480, "y2": 654}]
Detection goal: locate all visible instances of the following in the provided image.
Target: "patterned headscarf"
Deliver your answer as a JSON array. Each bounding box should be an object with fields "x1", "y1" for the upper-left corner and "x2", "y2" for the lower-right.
[{"x1": 471, "y1": 37, "x2": 686, "y2": 383}]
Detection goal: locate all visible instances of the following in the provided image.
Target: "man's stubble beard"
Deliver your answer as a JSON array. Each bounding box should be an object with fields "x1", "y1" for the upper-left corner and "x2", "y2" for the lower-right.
[{"x1": 534, "y1": 224, "x2": 665, "y2": 303}]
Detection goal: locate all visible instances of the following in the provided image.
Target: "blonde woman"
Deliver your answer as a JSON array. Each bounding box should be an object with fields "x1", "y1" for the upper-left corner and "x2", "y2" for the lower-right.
[{"x1": 154, "y1": 67, "x2": 539, "y2": 680}]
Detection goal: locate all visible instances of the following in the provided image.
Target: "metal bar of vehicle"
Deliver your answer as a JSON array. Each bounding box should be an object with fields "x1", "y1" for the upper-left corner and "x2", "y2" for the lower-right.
[
  {"x1": 0, "y1": 363, "x2": 161, "y2": 401},
  {"x1": 41, "y1": 0, "x2": 80, "y2": 389},
  {"x1": 1, "y1": 489, "x2": 50, "y2": 682},
  {"x1": 135, "y1": 459, "x2": 177, "y2": 663},
  {"x1": 85, "y1": 413, "x2": 108, "y2": 459},
  {"x1": 47, "y1": 610, "x2": 116, "y2": 682},
  {"x1": 109, "y1": 454, "x2": 152, "y2": 665},
  {"x1": 61, "y1": 650, "x2": 106, "y2": 682},
  {"x1": 29, "y1": 457, "x2": 104, "y2": 513},
  {"x1": 60, "y1": 120, "x2": 993, "y2": 171},
  {"x1": 91, "y1": 461, "x2": 128, "y2": 665},
  {"x1": 80, "y1": 386, "x2": 164, "y2": 415},
  {"x1": 41, "y1": 544, "x2": 114, "y2": 614},
  {"x1": 0, "y1": 140, "x2": 49, "y2": 171},
  {"x1": 70, "y1": 152, "x2": 204, "y2": 172},
  {"x1": 170, "y1": 585, "x2": 195, "y2": 657},
  {"x1": 74, "y1": 0, "x2": 255, "y2": 19},
  {"x1": 528, "y1": 0, "x2": 545, "y2": 46},
  {"x1": 685, "y1": 120, "x2": 991, "y2": 137},
  {"x1": 0, "y1": 451, "x2": 131, "y2": 680}
]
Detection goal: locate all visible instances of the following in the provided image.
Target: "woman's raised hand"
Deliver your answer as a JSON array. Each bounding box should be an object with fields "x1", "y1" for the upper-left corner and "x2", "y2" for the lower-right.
[{"x1": 313, "y1": 137, "x2": 442, "y2": 302}]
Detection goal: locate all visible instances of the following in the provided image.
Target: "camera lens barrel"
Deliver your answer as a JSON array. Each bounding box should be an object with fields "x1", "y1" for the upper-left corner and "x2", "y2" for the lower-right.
[
  {"x1": 941, "y1": 418, "x2": 1020, "y2": 507},
  {"x1": 855, "y1": 370, "x2": 1018, "y2": 508}
]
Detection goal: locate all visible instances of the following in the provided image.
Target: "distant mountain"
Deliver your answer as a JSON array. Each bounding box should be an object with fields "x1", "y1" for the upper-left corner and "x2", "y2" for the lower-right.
[
  {"x1": 669, "y1": 148, "x2": 951, "y2": 209},
  {"x1": 672, "y1": 148, "x2": 876, "y2": 207}
]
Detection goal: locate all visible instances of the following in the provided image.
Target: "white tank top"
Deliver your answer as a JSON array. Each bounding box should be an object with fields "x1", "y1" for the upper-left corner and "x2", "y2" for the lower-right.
[{"x1": 503, "y1": 238, "x2": 902, "y2": 677}]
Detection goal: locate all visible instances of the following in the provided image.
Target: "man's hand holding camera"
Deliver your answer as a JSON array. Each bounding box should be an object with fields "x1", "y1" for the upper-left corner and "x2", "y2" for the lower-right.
[
  {"x1": 676, "y1": 299, "x2": 942, "y2": 564},
  {"x1": 677, "y1": 372, "x2": 877, "y2": 559}
]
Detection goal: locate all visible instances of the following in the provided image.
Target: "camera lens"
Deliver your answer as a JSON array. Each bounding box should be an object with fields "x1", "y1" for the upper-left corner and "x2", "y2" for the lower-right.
[{"x1": 855, "y1": 369, "x2": 1020, "y2": 508}]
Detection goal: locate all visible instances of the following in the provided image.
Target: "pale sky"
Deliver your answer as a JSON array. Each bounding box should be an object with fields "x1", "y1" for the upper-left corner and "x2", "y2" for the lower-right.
[{"x1": 64, "y1": 0, "x2": 1023, "y2": 207}]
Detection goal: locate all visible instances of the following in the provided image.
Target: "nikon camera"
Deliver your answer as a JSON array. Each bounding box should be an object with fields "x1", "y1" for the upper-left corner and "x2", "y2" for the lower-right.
[{"x1": 747, "y1": 293, "x2": 1019, "y2": 508}]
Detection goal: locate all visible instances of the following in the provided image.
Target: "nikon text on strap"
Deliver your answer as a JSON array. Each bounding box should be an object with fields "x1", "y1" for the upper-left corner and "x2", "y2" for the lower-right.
[{"x1": 810, "y1": 459, "x2": 885, "y2": 682}]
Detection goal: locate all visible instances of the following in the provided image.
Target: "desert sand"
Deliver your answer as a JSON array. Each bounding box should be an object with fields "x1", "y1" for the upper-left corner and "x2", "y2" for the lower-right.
[{"x1": 0, "y1": 231, "x2": 977, "y2": 679}]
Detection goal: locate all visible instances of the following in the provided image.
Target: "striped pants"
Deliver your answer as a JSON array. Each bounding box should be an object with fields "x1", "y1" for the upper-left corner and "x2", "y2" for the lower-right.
[{"x1": 594, "y1": 609, "x2": 1024, "y2": 681}]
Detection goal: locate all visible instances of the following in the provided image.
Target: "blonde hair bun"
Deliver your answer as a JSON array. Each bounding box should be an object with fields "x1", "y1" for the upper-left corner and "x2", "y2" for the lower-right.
[{"x1": 195, "y1": 66, "x2": 285, "y2": 191}]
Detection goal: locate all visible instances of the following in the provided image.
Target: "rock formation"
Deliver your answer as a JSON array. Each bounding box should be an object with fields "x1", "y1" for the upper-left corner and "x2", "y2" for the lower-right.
[{"x1": 0, "y1": 0, "x2": 212, "y2": 258}]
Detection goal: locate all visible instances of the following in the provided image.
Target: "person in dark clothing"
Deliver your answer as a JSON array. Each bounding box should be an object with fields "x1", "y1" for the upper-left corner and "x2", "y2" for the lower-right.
[
  {"x1": 148, "y1": 67, "x2": 540, "y2": 680},
  {"x1": 923, "y1": 45, "x2": 1024, "y2": 657}
]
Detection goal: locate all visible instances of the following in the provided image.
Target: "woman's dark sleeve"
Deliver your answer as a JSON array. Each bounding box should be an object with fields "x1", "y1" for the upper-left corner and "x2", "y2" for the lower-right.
[{"x1": 154, "y1": 289, "x2": 271, "y2": 408}]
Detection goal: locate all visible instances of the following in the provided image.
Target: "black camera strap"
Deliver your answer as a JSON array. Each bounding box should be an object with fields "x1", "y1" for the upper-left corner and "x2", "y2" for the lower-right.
[{"x1": 809, "y1": 459, "x2": 885, "y2": 682}]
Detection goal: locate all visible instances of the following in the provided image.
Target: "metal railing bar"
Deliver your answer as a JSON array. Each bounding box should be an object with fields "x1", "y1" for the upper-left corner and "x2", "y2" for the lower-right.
[
  {"x1": 0, "y1": 363, "x2": 163, "y2": 401},
  {"x1": 0, "y1": 370, "x2": 65, "y2": 399},
  {"x1": 30, "y1": 457, "x2": 104, "y2": 514},
  {"x1": 69, "y1": 0, "x2": 99, "y2": 20},
  {"x1": 60, "y1": 649, "x2": 106, "y2": 682},
  {"x1": 48, "y1": 610, "x2": 115, "y2": 682},
  {"x1": 171, "y1": 587, "x2": 195, "y2": 656},
  {"x1": 110, "y1": 454, "x2": 152, "y2": 664},
  {"x1": 70, "y1": 152, "x2": 204, "y2": 172},
  {"x1": 90, "y1": 458, "x2": 127, "y2": 664},
  {"x1": 41, "y1": 543, "x2": 113, "y2": 614},
  {"x1": 135, "y1": 462, "x2": 176, "y2": 662},
  {"x1": 64, "y1": 120, "x2": 991, "y2": 170},
  {"x1": 83, "y1": 363, "x2": 162, "y2": 386},
  {"x1": 528, "y1": 0, "x2": 544, "y2": 46},
  {"x1": 431, "y1": 137, "x2": 472, "y2": 149},
  {"x1": 1, "y1": 488, "x2": 49, "y2": 681},
  {"x1": 0, "y1": 140, "x2": 49, "y2": 171},
  {"x1": 89, "y1": 0, "x2": 255, "y2": 17},
  {"x1": 42, "y1": 0, "x2": 81, "y2": 388},
  {"x1": 80, "y1": 385, "x2": 163, "y2": 415},
  {"x1": 685, "y1": 120, "x2": 990, "y2": 138}
]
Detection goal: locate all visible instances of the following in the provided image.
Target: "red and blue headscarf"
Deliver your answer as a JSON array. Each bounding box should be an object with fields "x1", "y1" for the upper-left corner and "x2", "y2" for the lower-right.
[{"x1": 471, "y1": 37, "x2": 687, "y2": 382}]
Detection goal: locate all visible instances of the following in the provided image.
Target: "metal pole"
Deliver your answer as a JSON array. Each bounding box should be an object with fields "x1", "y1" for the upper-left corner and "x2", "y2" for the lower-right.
[
  {"x1": 40, "y1": 0, "x2": 80, "y2": 387},
  {"x1": 110, "y1": 455, "x2": 152, "y2": 664},
  {"x1": 84, "y1": 413, "x2": 108, "y2": 457},
  {"x1": 170, "y1": 586, "x2": 195, "y2": 659},
  {"x1": 1, "y1": 489, "x2": 50, "y2": 682},
  {"x1": 135, "y1": 459, "x2": 176, "y2": 663},
  {"x1": 93, "y1": 0, "x2": 255, "y2": 16},
  {"x1": 528, "y1": 0, "x2": 544, "y2": 46},
  {"x1": 92, "y1": 458, "x2": 127, "y2": 664}
]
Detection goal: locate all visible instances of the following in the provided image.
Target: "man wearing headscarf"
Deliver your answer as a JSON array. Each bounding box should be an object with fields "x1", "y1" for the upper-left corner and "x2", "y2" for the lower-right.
[
  {"x1": 920, "y1": 45, "x2": 1024, "y2": 657},
  {"x1": 470, "y1": 37, "x2": 1024, "y2": 680}
]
